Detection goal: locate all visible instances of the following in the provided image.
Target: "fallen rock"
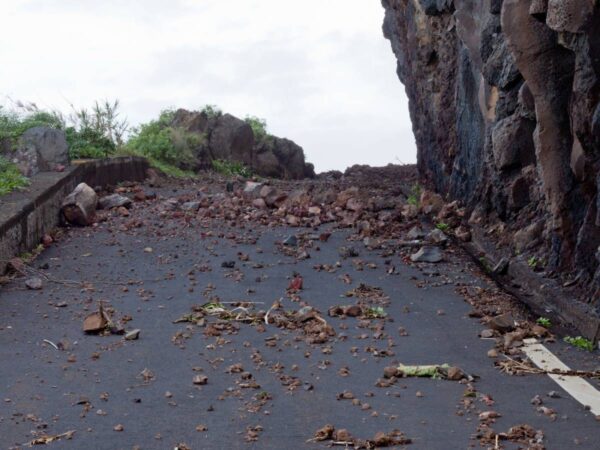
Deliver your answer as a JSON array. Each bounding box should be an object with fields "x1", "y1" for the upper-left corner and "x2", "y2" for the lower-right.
[
  {"x1": 488, "y1": 313, "x2": 515, "y2": 333},
  {"x1": 420, "y1": 191, "x2": 444, "y2": 215},
  {"x1": 193, "y1": 375, "x2": 208, "y2": 385},
  {"x1": 181, "y1": 201, "x2": 201, "y2": 211},
  {"x1": 83, "y1": 304, "x2": 108, "y2": 334},
  {"x1": 125, "y1": 329, "x2": 141, "y2": 340},
  {"x1": 407, "y1": 226, "x2": 425, "y2": 240},
  {"x1": 283, "y1": 235, "x2": 298, "y2": 246},
  {"x1": 98, "y1": 194, "x2": 132, "y2": 210},
  {"x1": 427, "y1": 228, "x2": 448, "y2": 245},
  {"x1": 410, "y1": 246, "x2": 443, "y2": 263},
  {"x1": 25, "y1": 277, "x2": 43, "y2": 290},
  {"x1": 61, "y1": 183, "x2": 98, "y2": 226}
]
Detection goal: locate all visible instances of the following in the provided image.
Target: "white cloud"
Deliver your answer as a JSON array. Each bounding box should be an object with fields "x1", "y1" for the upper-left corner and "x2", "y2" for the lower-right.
[{"x1": 0, "y1": 0, "x2": 416, "y2": 172}]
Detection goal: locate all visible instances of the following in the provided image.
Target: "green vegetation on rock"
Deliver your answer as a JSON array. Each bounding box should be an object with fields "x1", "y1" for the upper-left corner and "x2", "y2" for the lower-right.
[
  {"x1": 201, "y1": 104, "x2": 222, "y2": 119},
  {"x1": 125, "y1": 109, "x2": 202, "y2": 175},
  {"x1": 244, "y1": 115, "x2": 268, "y2": 142},
  {"x1": 211, "y1": 159, "x2": 252, "y2": 178}
]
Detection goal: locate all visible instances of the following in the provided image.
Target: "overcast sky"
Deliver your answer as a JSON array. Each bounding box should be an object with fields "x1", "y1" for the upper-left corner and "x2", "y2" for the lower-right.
[{"x1": 0, "y1": 0, "x2": 416, "y2": 172}]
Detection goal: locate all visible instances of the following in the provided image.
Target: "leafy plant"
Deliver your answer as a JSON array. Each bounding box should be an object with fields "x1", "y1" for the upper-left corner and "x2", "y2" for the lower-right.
[
  {"x1": 66, "y1": 126, "x2": 116, "y2": 159},
  {"x1": 201, "y1": 104, "x2": 222, "y2": 119},
  {"x1": 528, "y1": 256, "x2": 540, "y2": 269},
  {"x1": 0, "y1": 155, "x2": 29, "y2": 196},
  {"x1": 364, "y1": 307, "x2": 387, "y2": 319},
  {"x1": 536, "y1": 317, "x2": 551, "y2": 328},
  {"x1": 68, "y1": 100, "x2": 128, "y2": 147},
  {"x1": 478, "y1": 256, "x2": 492, "y2": 274},
  {"x1": 407, "y1": 183, "x2": 422, "y2": 206},
  {"x1": 212, "y1": 159, "x2": 252, "y2": 178},
  {"x1": 564, "y1": 336, "x2": 595, "y2": 352},
  {"x1": 436, "y1": 222, "x2": 450, "y2": 232},
  {"x1": 126, "y1": 109, "x2": 201, "y2": 167},
  {"x1": 244, "y1": 115, "x2": 268, "y2": 142}
]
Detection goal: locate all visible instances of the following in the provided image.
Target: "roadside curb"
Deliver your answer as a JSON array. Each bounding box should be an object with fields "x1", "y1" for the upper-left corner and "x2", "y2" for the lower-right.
[
  {"x1": 456, "y1": 226, "x2": 600, "y2": 344},
  {"x1": 0, "y1": 156, "x2": 149, "y2": 273}
]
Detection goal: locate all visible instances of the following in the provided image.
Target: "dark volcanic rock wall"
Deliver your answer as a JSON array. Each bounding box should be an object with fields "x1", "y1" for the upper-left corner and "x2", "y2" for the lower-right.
[{"x1": 383, "y1": 0, "x2": 600, "y2": 300}]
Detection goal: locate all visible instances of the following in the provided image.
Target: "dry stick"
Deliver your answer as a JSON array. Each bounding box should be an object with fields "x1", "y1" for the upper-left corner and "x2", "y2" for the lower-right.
[
  {"x1": 2, "y1": 260, "x2": 151, "y2": 287},
  {"x1": 500, "y1": 355, "x2": 600, "y2": 378},
  {"x1": 264, "y1": 298, "x2": 283, "y2": 325},
  {"x1": 42, "y1": 339, "x2": 59, "y2": 350}
]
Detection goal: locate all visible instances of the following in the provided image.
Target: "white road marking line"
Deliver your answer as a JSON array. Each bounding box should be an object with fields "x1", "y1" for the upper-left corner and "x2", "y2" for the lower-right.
[{"x1": 522, "y1": 338, "x2": 600, "y2": 416}]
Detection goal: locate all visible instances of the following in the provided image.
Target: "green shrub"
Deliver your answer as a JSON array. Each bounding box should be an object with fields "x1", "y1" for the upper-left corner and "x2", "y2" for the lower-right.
[
  {"x1": 436, "y1": 222, "x2": 450, "y2": 232},
  {"x1": 536, "y1": 317, "x2": 551, "y2": 328},
  {"x1": 244, "y1": 115, "x2": 268, "y2": 142},
  {"x1": 212, "y1": 159, "x2": 252, "y2": 178},
  {"x1": 0, "y1": 155, "x2": 29, "y2": 196},
  {"x1": 126, "y1": 109, "x2": 202, "y2": 168},
  {"x1": 0, "y1": 107, "x2": 63, "y2": 144},
  {"x1": 564, "y1": 336, "x2": 595, "y2": 352},
  {"x1": 66, "y1": 126, "x2": 116, "y2": 159},
  {"x1": 407, "y1": 183, "x2": 422, "y2": 206}
]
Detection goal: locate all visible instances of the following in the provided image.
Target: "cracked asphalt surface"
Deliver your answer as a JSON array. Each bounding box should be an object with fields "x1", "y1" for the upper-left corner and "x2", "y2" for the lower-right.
[{"x1": 1, "y1": 181, "x2": 600, "y2": 449}]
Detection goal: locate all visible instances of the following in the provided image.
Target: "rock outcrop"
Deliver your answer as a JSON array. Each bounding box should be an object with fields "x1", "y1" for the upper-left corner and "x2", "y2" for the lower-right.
[
  {"x1": 171, "y1": 109, "x2": 315, "y2": 179},
  {"x1": 382, "y1": 1, "x2": 600, "y2": 303}
]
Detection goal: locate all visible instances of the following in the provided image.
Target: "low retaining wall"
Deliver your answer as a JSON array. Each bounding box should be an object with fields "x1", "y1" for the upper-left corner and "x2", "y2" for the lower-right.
[{"x1": 0, "y1": 156, "x2": 149, "y2": 273}]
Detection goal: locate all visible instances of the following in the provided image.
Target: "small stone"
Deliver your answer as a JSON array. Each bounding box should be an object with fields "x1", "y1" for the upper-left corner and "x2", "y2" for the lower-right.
[
  {"x1": 480, "y1": 329, "x2": 495, "y2": 338},
  {"x1": 25, "y1": 277, "x2": 43, "y2": 290},
  {"x1": 125, "y1": 329, "x2": 141, "y2": 340},
  {"x1": 221, "y1": 261, "x2": 236, "y2": 269},
  {"x1": 181, "y1": 201, "x2": 201, "y2": 211},
  {"x1": 531, "y1": 395, "x2": 543, "y2": 406},
  {"x1": 193, "y1": 375, "x2": 208, "y2": 385},
  {"x1": 344, "y1": 305, "x2": 362, "y2": 317},
  {"x1": 410, "y1": 246, "x2": 443, "y2": 263},
  {"x1": 282, "y1": 235, "x2": 298, "y2": 246},
  {"x1": 333, "y1": 429, "x2": 351, "y2": 442},
  {"x1": 487, "y1": 349, "x2": 498, "y2": 358},
  {"x1": 446, "y1": 366, "x2": 464, "y2": 381},
  {"x1": 339, "y1": 246, "x2": 359, "y2": 258},
  {"x1": 547, "y1": 391, "x2": 561, "y2": 398},
  {"x1": 113, "y1": 424, "x2": 124, "y2": 432},
  {"x1": 488, "y1": 313, "x2": 515, "y2": 333},
  {"x1": 407, "y1": 226, "x2": 425, "y2": 240},
  {"x1": 492, "y1": 258, "x2": 510, "y2": 275},
  {"x1": 99, "y1": 194, "x2": 131, "y2": 210},
  {"x1": 427, "y1": 228, "x2": 448, "y2": 245},
  {"x1": 383, "y1": 366, "x2": 398, "y2": 379},
  {"x1": 252, "y1": 198, "x2": 267, "y2": 209}
]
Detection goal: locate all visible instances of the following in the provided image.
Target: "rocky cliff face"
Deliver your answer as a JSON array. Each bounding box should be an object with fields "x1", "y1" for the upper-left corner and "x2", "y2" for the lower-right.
[
  {"x1": 383, "y1": 0, "x2": 600, "y2": 301},
  {"x1": 171, "y1": 109, "x2": 315, "y2": 180}
]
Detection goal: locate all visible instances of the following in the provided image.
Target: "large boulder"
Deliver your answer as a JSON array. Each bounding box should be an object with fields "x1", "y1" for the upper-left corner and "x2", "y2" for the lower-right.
[
  {"x1": 61, "y1": 183, "x2": 97, "y2": 226},
  {"x1": 170, "y1": 109, "x2": 314, "y2": 179},
  {"x1": 10, "y1": 127, "x2": 69, "y2": 177},
  {"x1": 254, "y1": 136, "x2": 315, "y2": 179},
  {"x1": 208, "y1": 114, "x2": 255, "y2": 167}
]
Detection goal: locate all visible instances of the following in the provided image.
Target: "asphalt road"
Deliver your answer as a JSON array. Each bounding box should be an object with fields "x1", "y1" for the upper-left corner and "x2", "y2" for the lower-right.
[{"x1": 1, "y1": 184, "x2": 599, "y2": 450}]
